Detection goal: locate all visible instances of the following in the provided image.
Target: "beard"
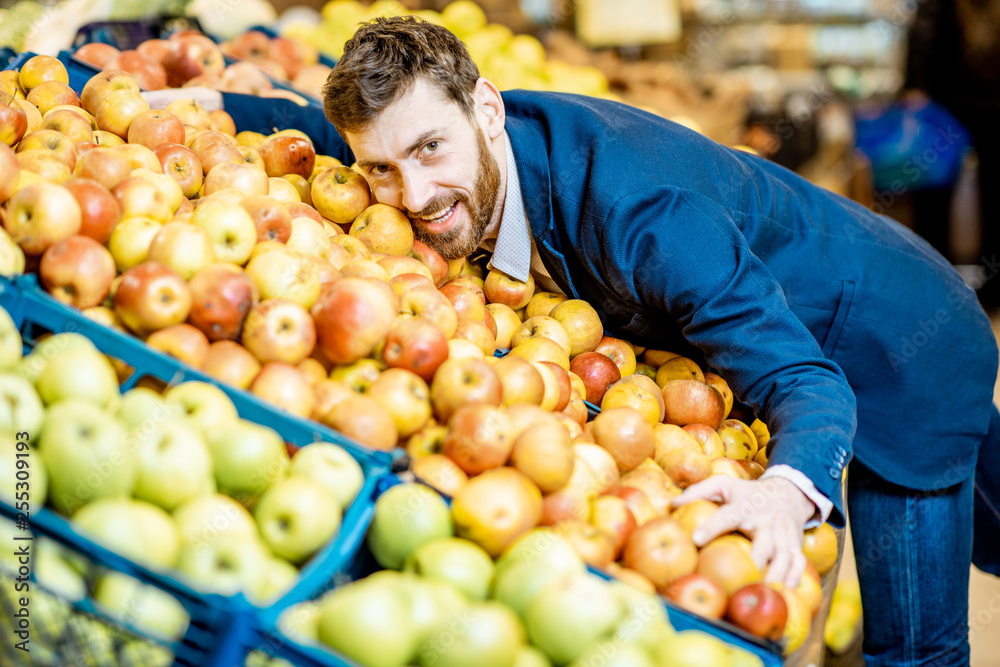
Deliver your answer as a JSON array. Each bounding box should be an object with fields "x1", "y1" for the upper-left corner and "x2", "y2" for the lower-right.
[{"x1": 411, "y1": 128, "x2": 501, "y2": 260}]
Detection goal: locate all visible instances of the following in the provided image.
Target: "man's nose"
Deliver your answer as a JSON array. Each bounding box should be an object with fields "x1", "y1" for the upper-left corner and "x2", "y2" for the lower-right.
[{"x1": 400, "y1": 166, "x2": 435, "y2": 215}]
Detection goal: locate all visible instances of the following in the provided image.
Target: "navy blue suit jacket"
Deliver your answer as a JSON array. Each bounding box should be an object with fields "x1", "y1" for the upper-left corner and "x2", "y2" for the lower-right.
[{"x1": 500, "y1": 91, "x2": 999, "y2": 526}]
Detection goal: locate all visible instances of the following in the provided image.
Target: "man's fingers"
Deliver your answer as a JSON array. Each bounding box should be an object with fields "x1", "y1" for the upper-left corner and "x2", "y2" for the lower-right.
[
  {"x1": 783, "y1": 525, "x2": 808, "y2": 589},
  {"x1": 750, "y1": 527, "x2": 774, "y2": 572},
  {"x1": 691, "y1": 504, "x2": 743, "y2": 547},
  {"x1": 763, "y1": 532, "x2": 792, "y2": 586},
  {"x1": 672, "y1": 475, "x2": 734, "y2": 509}
]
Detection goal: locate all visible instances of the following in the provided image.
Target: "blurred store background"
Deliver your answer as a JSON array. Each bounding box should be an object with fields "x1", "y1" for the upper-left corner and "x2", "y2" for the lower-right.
[{"x1": 1, "y1": 0, "x2": 997, "y2": 663}]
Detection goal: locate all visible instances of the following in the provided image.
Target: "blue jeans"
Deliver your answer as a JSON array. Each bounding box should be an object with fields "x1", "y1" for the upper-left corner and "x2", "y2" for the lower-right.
[{"x1": 847, "y1": 405, "x2": 1000, "y2": 667}]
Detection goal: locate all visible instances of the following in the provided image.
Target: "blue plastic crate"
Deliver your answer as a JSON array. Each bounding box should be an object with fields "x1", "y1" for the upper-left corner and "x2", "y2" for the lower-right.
[{"x1": 0, "y1": 276, "x2": 392, "y2": 666}]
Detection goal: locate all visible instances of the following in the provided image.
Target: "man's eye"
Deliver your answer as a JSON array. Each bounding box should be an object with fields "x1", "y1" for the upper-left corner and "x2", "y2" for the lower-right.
[
  {"x1": 424, "y1": 141, "x2": 439, "y2": 153},
  {"x1": 372, "y1": 165, "x2": 390, "y2": 174}
]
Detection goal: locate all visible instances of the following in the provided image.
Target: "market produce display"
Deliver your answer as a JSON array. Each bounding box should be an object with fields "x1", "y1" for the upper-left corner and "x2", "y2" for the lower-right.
[
  {"x1": 0, "y1": 307, "x2": 367, "y2": 618},
  {"x1": 0, "y1": 51, "x2": 837, "y2": 664},
  {"x1": 275, "y1": 480, "x2": 766, "y2": 667}
]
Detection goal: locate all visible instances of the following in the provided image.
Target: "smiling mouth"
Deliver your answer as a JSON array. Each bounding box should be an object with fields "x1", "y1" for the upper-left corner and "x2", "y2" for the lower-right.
[{"x1": 415, "y1": 202, "x2": 457, "y2": 224}]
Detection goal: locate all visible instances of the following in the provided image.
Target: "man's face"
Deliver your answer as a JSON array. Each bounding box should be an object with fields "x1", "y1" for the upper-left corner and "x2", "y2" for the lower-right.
[{"x1": 345, "y1": 79, "x2": 501, "y2": 260}]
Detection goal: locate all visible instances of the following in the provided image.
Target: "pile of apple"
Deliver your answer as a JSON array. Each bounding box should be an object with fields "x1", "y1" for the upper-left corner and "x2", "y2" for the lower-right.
[
  {"x1": 0, "y1": 310, "x2": 368, "y2": 643},
  {"x1": 296, "y1": 0, "x2": 611, "y2": 98},
  {"x1": 71, "y1": 29, "x2": 316, "y2": 106},
  {"x1": 275, "y1": 481, "x2": 763, "y2": 667}
]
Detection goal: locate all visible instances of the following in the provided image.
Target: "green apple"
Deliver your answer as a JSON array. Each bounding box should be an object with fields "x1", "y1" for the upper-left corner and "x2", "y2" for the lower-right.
[
  {"x1": 0, "y1": 372, "x2": 45, "y2": 437},
  {"x1": 73, "y1": 498, "x2": 180, "y2": 569},
  {"x1": 255, "y1": 477, "x2": 341, "y2": 564},
  {"x1": 39, "y1": 399, "x2": 134, "y2": 515},
  {"x1": 403, "y1": 537, "x2": 494, "y2": 601},
  {"x1": 172, "y1": 493, "x2": 260, "y2": 549},
  {"x1": 525, "y1": 574, "x2": 626, "y2": 665},
  {"x1": 0, "y1": 429, "x2": 47, "y2": 511},
  {"x1": 35, "y1": 348, "x2": 119, "y2": 408},
  {"x1": 286, "y1": 442, "x2": 365, "y2": 509},
  {"x1": 492, "y1": 560, "x2": 572, "y2": 620},
  {"x1": 176, "y1": 533, "x2": 271, "y2": 601},
  {"x1": 206, "y1": 419, "x2": 289, "y2": 502},
  {"x1": 609, "y1": 581, "x2": 675, "y2": 653},
  {"x1": 367, "y1": 483, "x2": 453, "y2": 570},
  {"x1": 406, "y1": 576, "x2": 468, "y2": 644},
  {"x1": 16, "y1": 332, "x2": 96, "y2": 384},
  {"x1": 567, "y1": 641, "x2": 655, "y2": 667},
  {"x1": 651, "y1": 630, "x2": 732, "y2": 667},
  {"x1": 317, "y1": 574, "x2": 420, "y2": 667},
  {"x1": 163, "y1": 381, "x2": 238, "y2": 436},
  {"x1": 277, "y1": 600, "x2": 323, "y2": 643},
  {"x1": 419, "y1": 600, "x2": 524, "y2": 667},
  {"x1": 0, "y1": 308, "x2": 22, "y2": 370},
  {"x1": 259, "y1": 557, "x2": 299, "y2": 603},
  {"x1": 116, "y1": 386, "x2": 178, "y2": 435},
  {"x1": 513, "y1": 646, "x2": 552, "y2": 667},
  {"x1": 496, "y1": 528, "x2": 585, "y2": 575},
  {"x1": 93, "y1": 571, "x2": 190, "y2": 640},
  {"x1": 133, "y1": 420, "x2": 213, "y2": 511},
  {"x1": 33, "y1": 537, "x2": 87, "y2": 602},
  {"x1": 116, "y1": 639, "x2": 175, "y2": 667}
]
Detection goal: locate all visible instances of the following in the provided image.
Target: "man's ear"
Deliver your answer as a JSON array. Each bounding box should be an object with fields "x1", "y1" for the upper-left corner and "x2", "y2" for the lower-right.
[{"x1": 473, "y1": 77, "x2": 505, "y2": 141}]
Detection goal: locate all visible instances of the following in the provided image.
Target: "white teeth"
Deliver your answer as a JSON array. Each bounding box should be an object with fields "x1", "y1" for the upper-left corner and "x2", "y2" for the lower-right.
[{"x1": 421, "y1": 203, "x2": 455, "y2": 222}]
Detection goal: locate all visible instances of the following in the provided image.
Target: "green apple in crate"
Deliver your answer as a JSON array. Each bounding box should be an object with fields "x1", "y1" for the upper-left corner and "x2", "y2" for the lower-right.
[
  {"x1": 285, "y1": 442, "x2": 365, "y2": 509},
  {"x1": 206, "y1": 418, "x2": 289, "y2": 502},
  {"x1": 366, "y1": 482, "x2": 453, "y2": 570},
  {"x1": 38, "y1": 399, "x2": 135, "y2": 515},
  {"x1": 176, "y1": 533, "x2": 272, "y2": 602},
  {"x1": 403, "y1": 537, "x2": 495, "y2": 602},
  {"x1": 0, "y1": 308, "x2": 22, "y2": 369},
  {"x1": 254, "y1": 476, "x2": 341, "y2": 564},
  {"x1": 93, "y1": 571, "x2": 190, "y2": 641},
  {"x1": 73, "y1": 498, "x2": 180, "y2": 570},
  {"x1": 35, "y1": 346, "x2": 119, "y2": 408},
  {"x1": 132, "y1": 419, "x2": 214, "y2": 512},
  {"x1": 16, "y1": 332, "x2": 99, "y2": 384},
  {"x1": 0, "y1": 372, "x2": 45, "y2": 436}
]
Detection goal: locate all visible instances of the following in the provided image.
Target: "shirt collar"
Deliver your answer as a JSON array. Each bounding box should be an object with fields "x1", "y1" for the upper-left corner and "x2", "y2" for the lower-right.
[{"x1": 485, "y1": 131, "x2": 532, "y2": 283}]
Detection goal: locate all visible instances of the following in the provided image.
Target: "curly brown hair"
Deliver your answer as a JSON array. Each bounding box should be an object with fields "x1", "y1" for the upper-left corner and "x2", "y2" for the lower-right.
[{"x1": 321, "y1": 16, "x2": 481, "y2": 135}]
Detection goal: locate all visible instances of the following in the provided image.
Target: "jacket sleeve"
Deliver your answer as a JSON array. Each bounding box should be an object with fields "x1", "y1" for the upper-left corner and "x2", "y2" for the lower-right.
[{"x1": 598, "y1": 186, "x2": 857, "y2": 526}]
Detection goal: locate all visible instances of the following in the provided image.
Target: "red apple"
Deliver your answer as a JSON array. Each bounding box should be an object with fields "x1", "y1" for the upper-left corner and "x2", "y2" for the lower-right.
[
  {"x1": 662, "y1": 380, "x2": 727, "y2": 429},
  {"x1": 311, "y1": 277, "x2": 399, "y2": 364},
  {"x1": 570, "y1": 351, "x2": 622, "y2": 405},
  {"x1": 63, "y1": 178, "x2": 121, "y2": 244},
  {"x1": 186, "y1": 263, "x2": 259, "y2": 341},
  {"x1": 75, "y1": 43, "x2": 121, "y2": 68},
  {"x1": 127, "y1": 109, "x2": 185, "y2": 150},
  {"x1": 382, "y1": 317, "x2": 449, "y2": 382},
  {"x1": 0, "y1": 143, "x2": 19, "y2": 202},
  {"x1": 154, "y1": 143, "x2": 203, "y2": 199},
  {"x1": 241, "y1": 298, "x2": 316, "y2": 365},
  {"x1": 429, "y1": 356, "x2": 502, "y2": 423},
  {"x1": 73, "y1": 146, "x2": 132, "y2": 191},
  {"x1": 408, "y1": 238, "x2": 448, "y2": 286},
  {"x1": 162, "y1": 34, "x2": 225, "y2": 87},
  {"x1": 726, "y1": 583, "x2": 788, "y2": 641},
  {"x1": 3, "y1": 182, "x2": 82, "y2": 255},
  {"x1": 442, "y1": 403, "x2": 513, "y2": 475},
  {"x1": 250, "y1": 361, "x2": 315, "y2": 419},
  {"x1": 555, "y1": 519, "x2": 616, "y2": 568},
  {"x1": 80, "y1": 69, "x2": 140, "y2": 116},
  {"x1": 146, "y1": 323, "x2": 210, "y2": 368},
  {"x1": 39, "y1": 235, "x2": 116, "y2": 308},
  {"x1": 202, "y1": 340, "x2": 260, "y2": 389},
  {"x1": 106, "y1": 50, "x2": 167, "y2": 90},
  {"x1": 241, "y1": 195, "x2": 292, "y2": 243},
  {"x1": 258, "y1": 134, "x2": 315, "y2": 179},
  {"x1": 664, "y1": 573, "x2": 728, "y2": 620},
  {"x1": 113, "y1": 261, "x2": 192, "y2": 336},
  {"x1": 622, "y1": 516, "x2": 699, "y2": 591},
  {"x1": 0, "y1": 101, "x2": 27, "y2": 147}
]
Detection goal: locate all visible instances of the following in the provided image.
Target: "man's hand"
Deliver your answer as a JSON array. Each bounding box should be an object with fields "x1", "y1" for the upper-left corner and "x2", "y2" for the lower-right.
[{"x1": 672, "y1": 476, "x2": 816, "y2": 589}]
